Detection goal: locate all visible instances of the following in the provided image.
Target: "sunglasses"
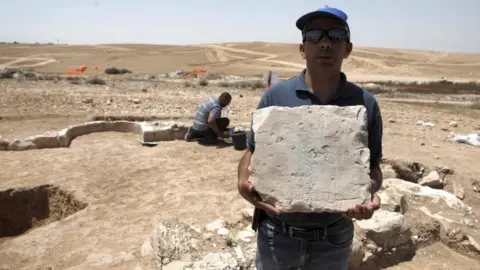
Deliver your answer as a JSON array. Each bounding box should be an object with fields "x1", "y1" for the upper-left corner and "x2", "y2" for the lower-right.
[{"x1": 303, "y1": 28, "x2": 350, "y2": 43}]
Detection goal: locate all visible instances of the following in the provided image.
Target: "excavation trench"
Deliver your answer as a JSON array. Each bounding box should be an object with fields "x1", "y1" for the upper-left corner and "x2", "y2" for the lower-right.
[{"x1": 0, "y1": 185, "x2": 87, "y2": 238}]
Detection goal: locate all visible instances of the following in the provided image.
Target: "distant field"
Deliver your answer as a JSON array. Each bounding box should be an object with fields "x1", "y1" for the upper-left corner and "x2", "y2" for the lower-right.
[{"x1": 1, "y1": 42, "x2": 480, "y2": 81}]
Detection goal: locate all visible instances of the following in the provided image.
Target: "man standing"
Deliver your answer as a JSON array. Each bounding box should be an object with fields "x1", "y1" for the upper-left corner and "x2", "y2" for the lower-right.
[
  {"x1": 237, "y1": 6, "x2": 383, "y2": 270},
  {"x1": 185, "y1": 92, "x2": 232, "y2": 144}
]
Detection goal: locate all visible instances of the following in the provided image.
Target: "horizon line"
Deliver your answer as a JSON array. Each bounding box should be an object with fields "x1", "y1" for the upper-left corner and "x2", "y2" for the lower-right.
[{"x1": 1, "y1": 40, "x2": 479, "y2": 55}]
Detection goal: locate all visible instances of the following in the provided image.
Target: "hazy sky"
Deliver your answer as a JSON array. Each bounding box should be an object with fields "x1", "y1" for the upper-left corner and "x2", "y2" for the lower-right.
[{"x1": 2, "y1": 0, "x2": 480, "y2": 53}]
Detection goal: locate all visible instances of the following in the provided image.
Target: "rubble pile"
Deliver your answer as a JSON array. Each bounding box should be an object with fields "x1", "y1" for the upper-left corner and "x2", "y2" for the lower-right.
[{"x1": 135, "y1": 158, "x2": 480, "y2": 270}]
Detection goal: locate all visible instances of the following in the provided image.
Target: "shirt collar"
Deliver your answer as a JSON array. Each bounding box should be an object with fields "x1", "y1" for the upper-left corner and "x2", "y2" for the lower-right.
[{"x1": 293, "y1": 69, "x2": 352, "y2": 98}]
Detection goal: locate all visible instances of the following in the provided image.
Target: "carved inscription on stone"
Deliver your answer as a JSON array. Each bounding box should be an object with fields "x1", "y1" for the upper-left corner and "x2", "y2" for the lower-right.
[{"x1": 250, "y1": 105, "x2": 372, "y2": 213}]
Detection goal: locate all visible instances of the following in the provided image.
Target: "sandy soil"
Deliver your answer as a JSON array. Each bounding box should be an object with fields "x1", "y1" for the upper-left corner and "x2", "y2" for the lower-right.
[
  {"x1": 2, "y1": 42, "x2": 480, "y2": 81},
  {"x1": 1, "y1": 41, "x2": 480, "y2": 269},
  {"x1": 387, "y1": 243, "x2": 480, "y2": 270},
  {"x1": 0, "y1": 78, "x2": 479, "y2": 269}
]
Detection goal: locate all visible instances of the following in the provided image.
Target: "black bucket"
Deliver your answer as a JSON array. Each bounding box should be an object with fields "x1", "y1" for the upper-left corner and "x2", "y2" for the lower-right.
[{"x1": 231, "y1": 131, "x2": 247, "y2": 150}]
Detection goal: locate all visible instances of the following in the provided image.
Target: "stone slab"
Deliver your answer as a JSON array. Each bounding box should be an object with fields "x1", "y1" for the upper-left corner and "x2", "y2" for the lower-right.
[
  {"x1": 356, "y1": 209, "x2": 412, "y2": 249},
  {"x1": 250, "y1": 105, "x2": 372, "y2": 213}
]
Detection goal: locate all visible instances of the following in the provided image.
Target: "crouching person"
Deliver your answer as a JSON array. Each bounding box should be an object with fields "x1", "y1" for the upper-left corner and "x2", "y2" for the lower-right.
[{"x1": 185, "y1": 92, "x2": 232, "y2": 144}]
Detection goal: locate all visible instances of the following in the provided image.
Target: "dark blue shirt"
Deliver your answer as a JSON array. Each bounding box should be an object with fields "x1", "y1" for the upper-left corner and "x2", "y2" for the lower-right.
[{"x1": 248, "y1": 70, "x2": 383, "y2": 227}]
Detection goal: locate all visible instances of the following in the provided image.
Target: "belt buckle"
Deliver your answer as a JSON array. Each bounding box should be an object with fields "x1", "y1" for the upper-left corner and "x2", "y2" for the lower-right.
[
  {"x1": 287, "y1": 226, "x2": 307, "y2": 239},
  {"x1": 288, "y1": 226, "x2": 327, "y2": 241}
]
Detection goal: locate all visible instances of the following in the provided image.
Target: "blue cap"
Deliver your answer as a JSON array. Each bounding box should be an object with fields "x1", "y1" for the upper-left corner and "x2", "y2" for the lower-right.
[{"x1": 296, "y1": 5, "x2": 349, "y2": 31}]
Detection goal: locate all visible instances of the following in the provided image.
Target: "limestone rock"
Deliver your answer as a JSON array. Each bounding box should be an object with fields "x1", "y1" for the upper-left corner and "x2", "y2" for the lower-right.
[
  {"x1": 0, "y1": 120, "x2": 190, "y2": 151},
  {"x1": 8, "y1": 139, "x2": 37, "y2": 150},
  {"x1": 191, "y1": 252, "x2": 238, "y2": 270},
  {"x1": 0, "y1": 137, "x2": 9, "y2": 150},
  {"x1": 404, "y1": 209, "x2": 442, "y2": 248},
  {"x1": 205, "y1": 219, "x2": 225, "y2": 232},
  {"x1": 382, "y1": 159, "x2": 424, "y2": 183},
  {"x1": 419, "y1": 171, "x2": 444, "y2": 189},
  {"x1": 250, "y1": 105, "x2": 372, "y2": 213},
  {"x1": 236, "y1": 231, "x2": 255, "y2": 243},
  {"x1": 240, "y1": 207, "x2": 254, "y2": 222},
  {"x1": 380, "y1": 163, "x2": 397, "y2": 179},
  {"x1": 31, "y1": 132, "x2": 60, "y2": 149},
  {"x1": 453, "y1": 183, "x2": 465, "y2": 200},
  {"x1": 163, "y1": 261, "x2": 192, "y2": 270},
  {"x1": 356, "y1": 210, "x2": 412, "y2": 249},
  {"x1": 217, "y1": 228, "x2": 229, "y2": 236},
  {"x1": 383, "y1": 178, "x2": 467, "y2": 211},
  {"x1": 463, "y1": 235, "x2": 480, "y2": 256},
  {"x1": 348, "y1": 235, "x2": 365, "y2": 268},
  {"x1": 86, "y1": 253, "x2": 114, "y2": 267},
  {"x1": 378, "y1": 189, "x2": 408, "y2": 214},
  {"x1": 147, "y1": 220, "x2": 195, "y2": 269}
]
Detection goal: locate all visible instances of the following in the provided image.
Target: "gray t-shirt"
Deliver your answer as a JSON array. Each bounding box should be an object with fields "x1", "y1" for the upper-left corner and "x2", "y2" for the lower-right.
[
  {"x1": 248, "y1": 70, "x2": 384, "y2": 227},
  {"x1": 193, "y1": 97, "x2": 221, "y2": 131}
]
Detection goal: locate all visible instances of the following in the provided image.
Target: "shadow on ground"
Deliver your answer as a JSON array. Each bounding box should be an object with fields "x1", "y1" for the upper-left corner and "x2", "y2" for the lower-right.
[{"x1": 198, "y1": 139, "x2": 235, "y2": 149}]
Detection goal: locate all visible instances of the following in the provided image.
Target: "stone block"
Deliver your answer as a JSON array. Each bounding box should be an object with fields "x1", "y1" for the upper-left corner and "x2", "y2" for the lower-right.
[
  {"x1": 380, "y1": 163, "x2": 397, "y2": 179},
  {"x1": 106, "y1": 121, "x2": 142, "y2": 134},
  {"x1": 57, "y1": 128, "x2": 72, "y2": 147},
  {"x1": 171, "y1": 125, "x2": 189, "y2": 140},
  {"x1": 356, "y1": 209, "x2": 412, "y2": 249},
  {"x1": 32, "y1": 132, "x2": 60, "y2": 149},
  {"x1": 68, "y1": 121, "x2": 107, "y2": 139},
  {"x1": 8, "y1": 139, "x2": 36, "y2": 151},
  {"x1": 250, "y1": 105, "x2": 372, "y2": 213},
  {"x1": 142, "y1": 125, "x2": 156, "y2": 142},
  {"x1": 0, "y1": 137, "x2": 9, "y2": 150},
  {"x1": 348, "y1": 234, "x2": 365, "y2": 268},
  {"x1": 378, "y1": 189, "x2": 409, "y2": 214},
  {"x1": 153, "y1": 126, "x2": 173, "y2": 141}
]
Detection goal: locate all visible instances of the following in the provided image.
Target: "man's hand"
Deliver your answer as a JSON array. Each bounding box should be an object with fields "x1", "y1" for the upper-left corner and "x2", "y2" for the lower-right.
[
  {"x1": 239, "y1": 177, "x2": 281, "y2": 215},
  {"x1": 347, "y1": 165, "x2": 383, "y2": 220},
  {"x1": 222, "y1": 131, "x2": 231, "y2": 138},
  {"x1": 237, "y1": 151, "x2": 280, "y2": 215},
  {"x1": 346, "y1": 193, "x2": 380, "y2": 220}
]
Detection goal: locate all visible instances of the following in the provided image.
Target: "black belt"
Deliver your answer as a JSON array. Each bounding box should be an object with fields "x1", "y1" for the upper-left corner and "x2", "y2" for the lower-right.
[{"x1": 264, "y1": 215, "x2": 350, "y2": 241}]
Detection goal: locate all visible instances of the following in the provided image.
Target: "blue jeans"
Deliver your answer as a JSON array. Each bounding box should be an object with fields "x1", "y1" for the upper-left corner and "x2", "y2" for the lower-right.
[{"x1": 255, "y1": 217, "x2": 354, "y2": 270}]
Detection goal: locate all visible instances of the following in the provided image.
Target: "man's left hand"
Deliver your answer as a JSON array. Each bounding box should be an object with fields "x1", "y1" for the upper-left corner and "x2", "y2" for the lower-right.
[{"x1": 346, "y1": 193, "x2": 381, "y2": 220}]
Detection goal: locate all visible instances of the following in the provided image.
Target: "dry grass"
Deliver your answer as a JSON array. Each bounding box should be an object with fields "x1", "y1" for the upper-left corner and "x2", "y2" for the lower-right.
[
  {"x1": 198, "y1": 79, "x2": 209, "y2": 86},
  {"x1": 104, "y1": 67, "x2": 132, "y2": 75},
  {"x1": 86, "y1": 77, "x2": 106, "y2": 85},
  {"x1": 218, "y1": 80, "x2": 265, "y2": 89}
]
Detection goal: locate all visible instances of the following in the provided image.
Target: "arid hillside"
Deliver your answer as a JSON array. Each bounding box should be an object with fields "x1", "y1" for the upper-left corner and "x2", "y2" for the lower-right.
[{"x1": 1, "y1": 42, "x2": 480, "y2": 82}]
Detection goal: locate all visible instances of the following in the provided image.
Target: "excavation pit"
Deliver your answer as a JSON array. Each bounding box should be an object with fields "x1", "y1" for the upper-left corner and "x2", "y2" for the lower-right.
[{"x1": 0, "y1": 185, "x2": 87, "y2": 238}]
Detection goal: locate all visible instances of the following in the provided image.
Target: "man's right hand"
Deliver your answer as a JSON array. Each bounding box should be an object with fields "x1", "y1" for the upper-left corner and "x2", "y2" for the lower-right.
[{"x1": 237, "y1": 151, "x2": 280, "y2": 215}]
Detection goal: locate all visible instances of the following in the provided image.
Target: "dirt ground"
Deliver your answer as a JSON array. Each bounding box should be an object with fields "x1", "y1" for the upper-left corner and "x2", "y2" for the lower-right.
[
  {"x1": 2, "y1": 40, "x2": 480, "y2": 270},
  {"x1": 0, "y1": 77, "x2": 479, "y2": 269}
]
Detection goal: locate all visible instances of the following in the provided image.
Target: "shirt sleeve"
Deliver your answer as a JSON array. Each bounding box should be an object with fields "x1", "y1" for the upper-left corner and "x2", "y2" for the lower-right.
[
  {"x1": 247, "y1": 93, "x2": 270, "y2": 152},
  {"x1": 209, "y1": 105, "x2": 222, "y2": 118},
  {"x1": 368, "y1": 100, "x2": 383, "y2": 169}
]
